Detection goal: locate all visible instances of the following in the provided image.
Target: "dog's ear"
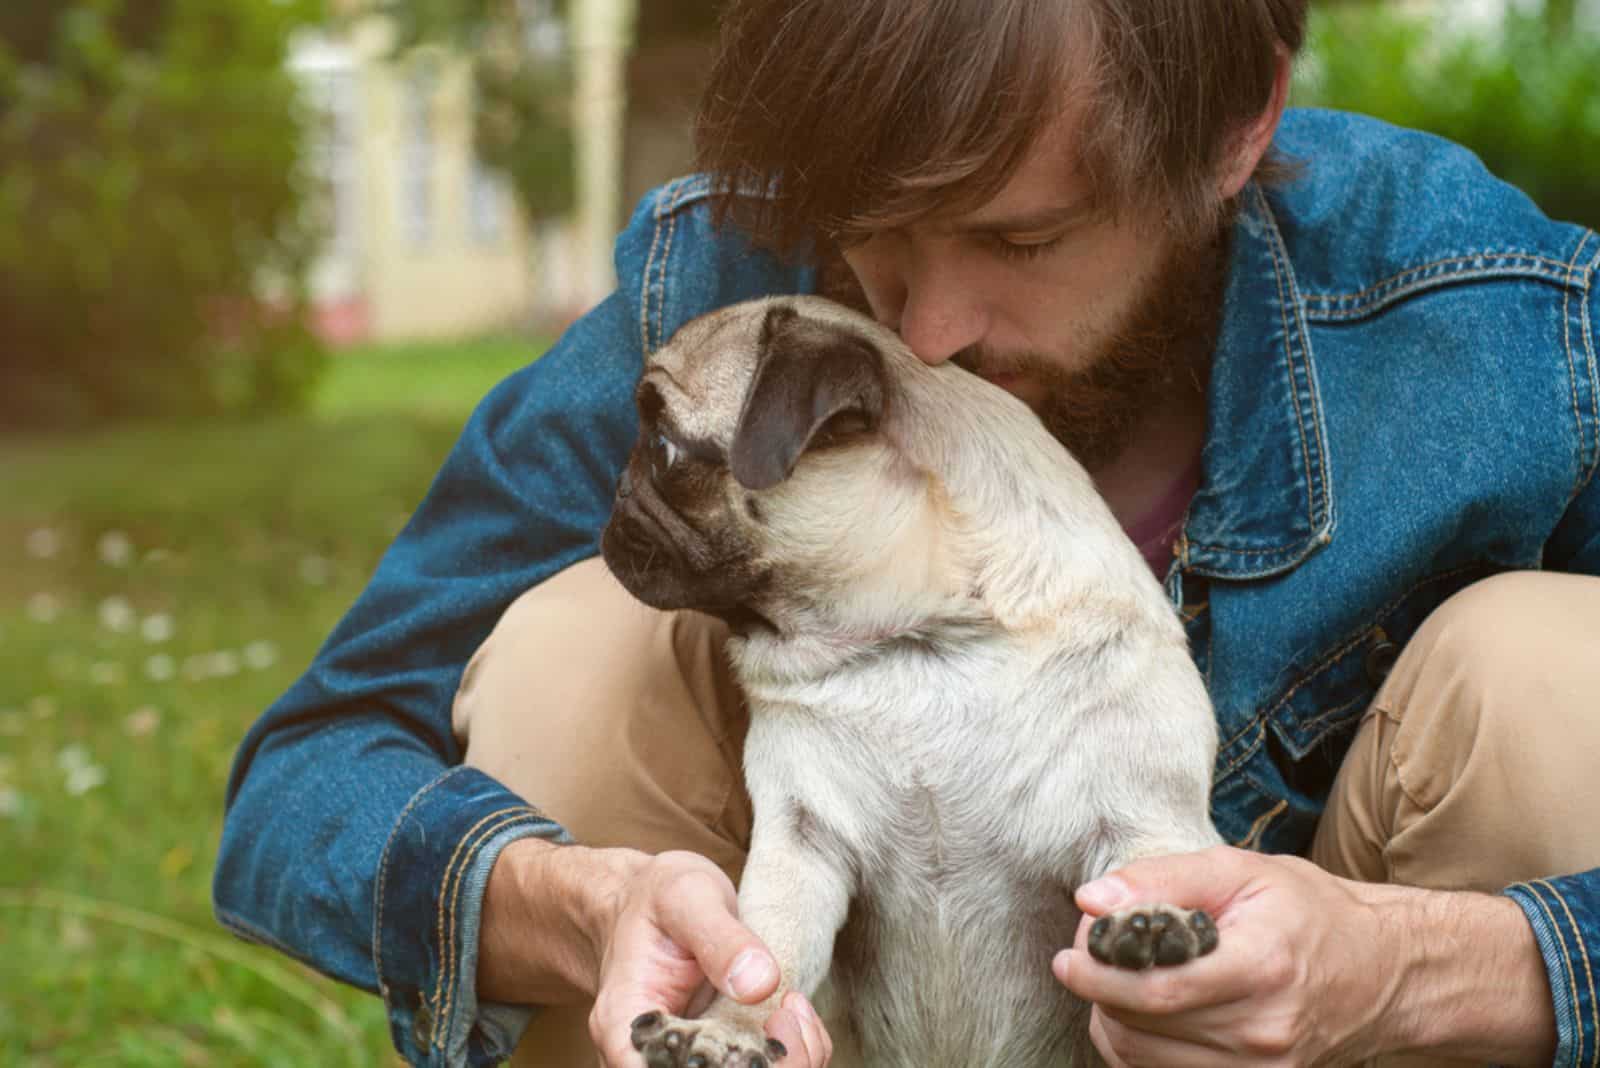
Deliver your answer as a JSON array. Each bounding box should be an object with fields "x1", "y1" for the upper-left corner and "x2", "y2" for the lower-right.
[{"x1": 730, "y1": 304, "x2": 888, "y2": 491}]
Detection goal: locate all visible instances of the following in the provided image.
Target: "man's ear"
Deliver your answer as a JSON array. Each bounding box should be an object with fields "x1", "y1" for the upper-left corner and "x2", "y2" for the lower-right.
[
  {"x1": 1217, "y1": 46, "x2": 1293, "y2": 199},
  {"x1": 729, "y1": 304, "x2": 888, "y2": 491}
]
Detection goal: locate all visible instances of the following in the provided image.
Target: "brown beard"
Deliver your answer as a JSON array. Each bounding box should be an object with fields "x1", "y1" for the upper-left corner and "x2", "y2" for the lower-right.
[
  {"x1": 957, "y1": 218, "x2": 1232, "y2": 470},
  {"x1": 814, "y1": 211, "x2": 1232, "y2": 471}
]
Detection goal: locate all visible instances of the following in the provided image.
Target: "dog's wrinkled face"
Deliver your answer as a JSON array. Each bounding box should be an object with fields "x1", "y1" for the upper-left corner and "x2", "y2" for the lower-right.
[{"x1": 601, "y1": 299, "x2": 910, "y2": 630}]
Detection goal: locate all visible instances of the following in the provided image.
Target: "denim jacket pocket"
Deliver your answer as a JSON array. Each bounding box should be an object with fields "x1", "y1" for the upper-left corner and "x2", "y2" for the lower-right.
[{"x1": 1216, "y1": 562, "x2": 1505, "y2": 855}]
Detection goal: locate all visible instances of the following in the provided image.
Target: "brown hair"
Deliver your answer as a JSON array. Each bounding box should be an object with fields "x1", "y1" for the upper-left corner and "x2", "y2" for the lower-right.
[{"x1": 694, "y1": 0, "x2": 1306, "y2": 253}]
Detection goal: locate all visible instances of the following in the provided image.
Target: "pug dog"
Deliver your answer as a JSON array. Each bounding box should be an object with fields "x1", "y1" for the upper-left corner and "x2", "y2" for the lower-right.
[{"x1": 600, "y1": 296, "x2": 1222, "y2": 1067}]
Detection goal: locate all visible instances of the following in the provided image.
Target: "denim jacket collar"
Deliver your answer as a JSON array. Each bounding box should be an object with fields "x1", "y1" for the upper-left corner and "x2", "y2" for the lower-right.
[{"x1": 1179, "y1": 183, "x2": 1335, "y2": 580}]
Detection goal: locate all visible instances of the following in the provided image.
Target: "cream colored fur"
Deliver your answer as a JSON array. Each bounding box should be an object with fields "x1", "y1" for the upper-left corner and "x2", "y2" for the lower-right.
[{"x1": 628, "y1": 296, "x2": 1221, "y2": 1067}]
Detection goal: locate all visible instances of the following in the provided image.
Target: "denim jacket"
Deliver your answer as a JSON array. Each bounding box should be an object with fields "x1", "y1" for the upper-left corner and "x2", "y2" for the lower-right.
[{"x1": 214, "y1": 109, "x2": 1600, "y2": 1067}]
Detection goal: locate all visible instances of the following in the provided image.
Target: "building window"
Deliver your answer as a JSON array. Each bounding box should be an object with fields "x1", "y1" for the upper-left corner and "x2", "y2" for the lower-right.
[
  {"x1": 401, "y1": 67, "x2": 437, "y2": 247},
  {"x1": 468, "y1": 159, "x2": 508, "y2": 244}
]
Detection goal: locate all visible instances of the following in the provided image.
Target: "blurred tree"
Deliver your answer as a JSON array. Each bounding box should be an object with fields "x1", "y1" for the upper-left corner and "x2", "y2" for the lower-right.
[
  {"x1": 1296, "y1": 0, "x2": 1600, "y2": 230},
  {"x1": 380, "y1": 0, "x2": 724, "y2": 223},
  {"x1": 381, "y1": 0, "x2": 577, "y2": 220},
  {"x1": 0, "y1": 0, "x2": 328, "y2": 430}
]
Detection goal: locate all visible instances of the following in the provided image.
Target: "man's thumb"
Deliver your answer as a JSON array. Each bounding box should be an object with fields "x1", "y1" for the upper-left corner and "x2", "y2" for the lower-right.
[
  {"x1": 1075, "y1": 846, "x2": 1237, "y2": 916},
  {"x1": 654, "y1": 867, "x2": 780, "y2": 1003}
]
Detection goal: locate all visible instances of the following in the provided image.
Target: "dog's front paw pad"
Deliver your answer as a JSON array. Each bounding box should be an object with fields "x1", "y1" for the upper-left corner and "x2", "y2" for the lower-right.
[
  {"x1": 1087, "y1": 905, "x2": 1218, "y2": 969},
  {"x1": 630, "y1": 1010, "x2": 780, "y2": 1067}
]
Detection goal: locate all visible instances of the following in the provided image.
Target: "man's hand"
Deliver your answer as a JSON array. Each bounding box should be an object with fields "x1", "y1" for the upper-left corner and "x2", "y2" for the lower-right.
[
  {"x1": 1052, "y1": 845, "x2": 1555, "y2": 1067},
  {"x1": 478, "y1": 840, "x2": 832, "y2": 1067}
]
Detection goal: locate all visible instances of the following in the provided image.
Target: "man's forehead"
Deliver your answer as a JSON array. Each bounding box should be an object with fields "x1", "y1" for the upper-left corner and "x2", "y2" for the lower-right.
[{"x1": 924, "y1": 109, "x2": 1092, "y2": 235}]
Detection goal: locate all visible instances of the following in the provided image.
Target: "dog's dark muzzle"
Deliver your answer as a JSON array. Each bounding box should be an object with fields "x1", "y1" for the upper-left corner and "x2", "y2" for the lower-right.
[{"x1": 600, "y1": 460, "x2": 770, "y2": 624}]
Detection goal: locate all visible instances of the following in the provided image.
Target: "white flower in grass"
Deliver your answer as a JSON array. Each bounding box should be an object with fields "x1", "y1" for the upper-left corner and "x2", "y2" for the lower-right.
[
  {"x1": 0, "y1": 787, "x2": 22, "y2": 819},
  {"x1": 88, "y1": 661, "x2": 125, "y2": 686},
  {"x1": 56, "y1": 746, "x2": 106, "y2": 796},
  {"x1": 243, "y1": 641, "x2": 279, "y2": 671},
  {"x1": 25, "y1": 528, "x2": 61, "y2": 559},
  {"x1": 29, "y1": 696, "x2": 56, "y2": 719},
  {"x1": 140, "y1": 613, "x2": 175, "y2": 643},
  {"x1": 184, "y1": 651, "x2": 240, "y2": 680},
  {"x1": 124, "y1": 706, "x2": 162, "y2": 737},
  {"x1": 26, "y1": 593, "x2": 62, "y2": 623},
  {"x1": 145, "y1": 653, "x2": 176, "y2": 682},
  {"x1": 98, "y1": 596, "x2": 136, "y2": 633},
  {"x1": 299, "y1": 555, "x2": 332, "y2": 587},
  {"x1": 64, "y1": 764, "x2": 107, "y2": 796},
  {"x1": 98, "y1": 530, "x2": 134, "y2": 567},
  {"x1": 143, "y1": 548, "x2": 175, "y2": 565}
]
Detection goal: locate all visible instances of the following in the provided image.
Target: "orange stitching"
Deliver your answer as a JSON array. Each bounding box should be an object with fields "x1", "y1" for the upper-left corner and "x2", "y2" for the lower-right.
[
  {"x1": 1305, "y1": 251, "x2": 1581, "y2": 309},
  {"x1": 435, "y1": 810, "x2": 540, "y2": 1048},
  {"x1": 1212, "y1": 564, "x2": 1485, "y2": 776},
  {"x1": 1520, "y1": 882, "x2": 1587, "y2": 1064},
  {"x1": 639, "y1": 180, "x2": 690, "y2": 356},
  {"x1": 1535, "y1": 878, "x2": 1599, "y2": 1065},
  {"x1": 375, "y1": 768, "x2": 468, "y2": 1009},
  {"x1": 1191, "y1": 191, "x2": 1324, "y2": 562},
  {"x1": 655, "y1": 199, "x2": 684, "y2": 351},
  {"x1": 1565, "y1": 235, "x2": 1589, "y2": 471},
  {"x1": 1232, "y1": 799, "x2": 1287, "y2": 849},
  {"x1": 639, "y1": 190, "x2": 669, "y2": 355},
  {"x1": 429, "y1": 806, "x2": 537, "y2": 1043},
  {"x1": 1263, "y1": 189, "x2": 1319, "y2": 535}
]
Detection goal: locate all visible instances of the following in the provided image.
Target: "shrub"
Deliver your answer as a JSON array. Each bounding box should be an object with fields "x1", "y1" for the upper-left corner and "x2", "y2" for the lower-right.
[
  {"x1": 0, "y1": 0, "x2": 328, "y2": 431},
  {"x1": 1294, "y1": 3, "x2": 1600, "y2": 231}
]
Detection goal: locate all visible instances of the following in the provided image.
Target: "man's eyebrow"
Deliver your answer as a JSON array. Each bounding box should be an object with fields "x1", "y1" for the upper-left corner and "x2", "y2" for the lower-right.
[{"x1": 944, "y1": 200, "x2": 1093, "y2": 236}]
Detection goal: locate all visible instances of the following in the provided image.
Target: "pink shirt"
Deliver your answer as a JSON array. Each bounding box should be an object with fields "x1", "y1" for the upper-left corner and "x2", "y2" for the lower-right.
[{"x1": 1122, "y1": 457, "x2": 1201, "y2": 576}]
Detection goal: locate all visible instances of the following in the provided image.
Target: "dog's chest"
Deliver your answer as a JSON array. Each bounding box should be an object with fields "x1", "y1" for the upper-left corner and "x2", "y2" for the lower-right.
[{"x1": 809, "y1": 745, "x2": 1091, "y2": 1066}]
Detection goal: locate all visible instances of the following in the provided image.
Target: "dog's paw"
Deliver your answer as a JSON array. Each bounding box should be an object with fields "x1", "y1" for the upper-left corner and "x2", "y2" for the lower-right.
[
  {"x1": 1087, "y1": 905, "x2": 1219, "y2": 970},
  {"x1": 630, "y1": 1010, "x2": 789, "y2": 1068}
]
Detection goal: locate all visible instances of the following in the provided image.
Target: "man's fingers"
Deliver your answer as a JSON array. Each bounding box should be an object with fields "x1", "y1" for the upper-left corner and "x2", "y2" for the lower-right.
[
  {"x1": 768, "y1": 991, "x2": 832, "y2": 1066},
  {"x1": 1090, "y1": 1004, "x2": 1220, "y2": 1068},
  {"x1": 1055, "y1": 943, "x2": 1254, "y2": 1018},
  {"x1": 1076, "y1": 845, "x2": 1249, "y2": 916},
  {"x1": 651, "y1": 858, "x2": 781, "y2": 1003}
]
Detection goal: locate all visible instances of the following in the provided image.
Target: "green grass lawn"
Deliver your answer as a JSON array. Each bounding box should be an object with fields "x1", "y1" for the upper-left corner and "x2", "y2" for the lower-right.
[{"x1": 0, "y1": 335, "x2": 545, "y2": 1067}]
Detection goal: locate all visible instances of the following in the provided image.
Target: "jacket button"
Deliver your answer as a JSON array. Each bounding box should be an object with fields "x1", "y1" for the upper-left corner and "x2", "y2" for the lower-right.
[
  {"x1": 412, "y1": 1003, "x2": 435, "y2": 1051},
  {"x1": 1365, "y1": 637, "x2": 1400, "y2": 685}
]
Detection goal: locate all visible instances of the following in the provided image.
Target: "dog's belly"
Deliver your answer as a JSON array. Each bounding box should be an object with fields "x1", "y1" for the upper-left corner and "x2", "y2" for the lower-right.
[{"x1": 821, "y1": 847, "x2": 1094, "y2": 1067}]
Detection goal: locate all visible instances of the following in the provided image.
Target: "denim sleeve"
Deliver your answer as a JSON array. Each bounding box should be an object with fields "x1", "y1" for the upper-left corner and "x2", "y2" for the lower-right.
[
  {"x1": 1504, "y1": 251, "x2": 1600, "y2": 1068},
  {"x1": 1504, "y1": 876, "x2": 1600, "y2": 1068},
  {"x1": 214, "y1": 179, "x2": 814, "y2": 1067},
  {"x1": 213, "y1": 277, "x2": 642, "y2": 1065}
]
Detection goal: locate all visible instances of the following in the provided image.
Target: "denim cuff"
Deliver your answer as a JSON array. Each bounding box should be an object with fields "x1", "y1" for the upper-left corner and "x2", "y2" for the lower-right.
[
  {"x1": 1505, "y1": 875, "x2": 1600, "y2": 1068},
  {"x1": 375, "y1": 766, "x2": 569, "y2": 1067}
]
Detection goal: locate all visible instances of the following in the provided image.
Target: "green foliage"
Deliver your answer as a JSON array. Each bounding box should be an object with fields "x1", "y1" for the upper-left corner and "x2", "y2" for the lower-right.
[
  {"x1": 381, "y1": 0, "x2": 576, "y2": 220},
  {"x1": 0, "y1": 0, "x2": 330, "y2": 431},
  {"x1": 0, "y1": 338, "x2": 541, "y2": 1065},
  {"x1": 1295, "y1": 2, "x2": 1600, "y2": 230}
]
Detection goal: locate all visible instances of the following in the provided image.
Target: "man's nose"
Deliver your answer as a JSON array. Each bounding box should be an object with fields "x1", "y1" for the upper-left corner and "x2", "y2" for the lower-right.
[
  {"x1": 847, "y1": 237, "x2": 988, "y2": 366},
  {"x1": 895, "y1": 268, "x2": 989, "y2": 366}
]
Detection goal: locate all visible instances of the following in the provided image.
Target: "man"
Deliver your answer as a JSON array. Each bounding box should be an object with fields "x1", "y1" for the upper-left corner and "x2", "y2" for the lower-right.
[{"x1": 214, "y1": 1, "x2": 1600, "y2": 1066}]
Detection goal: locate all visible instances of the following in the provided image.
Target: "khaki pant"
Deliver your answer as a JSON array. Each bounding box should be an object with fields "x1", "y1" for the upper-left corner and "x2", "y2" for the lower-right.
[{"x1": 454, "y1": 561, "x2": 1600, "y2": 1067}]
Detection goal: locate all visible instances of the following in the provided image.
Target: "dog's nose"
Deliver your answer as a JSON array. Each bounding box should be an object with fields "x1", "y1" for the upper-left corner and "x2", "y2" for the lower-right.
[{"x1": 617, "y1": 465, "x2": 633, "y2": 500}]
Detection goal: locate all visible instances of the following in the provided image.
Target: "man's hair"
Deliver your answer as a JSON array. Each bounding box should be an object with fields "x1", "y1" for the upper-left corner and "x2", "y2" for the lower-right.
[{"x1": 694, "y1": 0, "x2": 1307, "y2": 253}]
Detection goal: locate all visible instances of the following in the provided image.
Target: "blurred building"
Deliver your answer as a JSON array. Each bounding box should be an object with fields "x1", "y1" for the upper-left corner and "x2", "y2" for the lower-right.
[{"x1": 289, "y1": 24, "x2": 537, "y2": 345}]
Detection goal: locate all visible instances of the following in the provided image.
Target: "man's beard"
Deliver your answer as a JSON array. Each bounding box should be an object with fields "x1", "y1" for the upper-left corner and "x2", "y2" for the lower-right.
[{"x1": 954, "y1": 220, "x2": 1232, "y2": 470}]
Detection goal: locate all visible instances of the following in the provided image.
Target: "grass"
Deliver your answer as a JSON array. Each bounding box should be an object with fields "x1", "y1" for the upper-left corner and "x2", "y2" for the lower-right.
[{"x1": 0, "y1": 335, "x2": 546, "y2": 1067}]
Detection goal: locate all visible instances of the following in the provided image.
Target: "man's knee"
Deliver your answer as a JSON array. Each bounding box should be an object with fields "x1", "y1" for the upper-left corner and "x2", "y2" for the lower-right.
[
  {"x1": 1315, "y1": 571, "x2": 1600, "y2": 889},
  {"x1": 1377, "y1": 571, "x2": 1600, "y2": 773},
  {"x1": 454, "y1": 557, "x2": 751, "y2": 874}
]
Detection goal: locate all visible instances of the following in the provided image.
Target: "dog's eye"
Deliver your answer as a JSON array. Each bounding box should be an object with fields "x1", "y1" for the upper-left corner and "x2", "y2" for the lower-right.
[{"x1": 652, "y1": 432, "x2": 681, "y2": 477}]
